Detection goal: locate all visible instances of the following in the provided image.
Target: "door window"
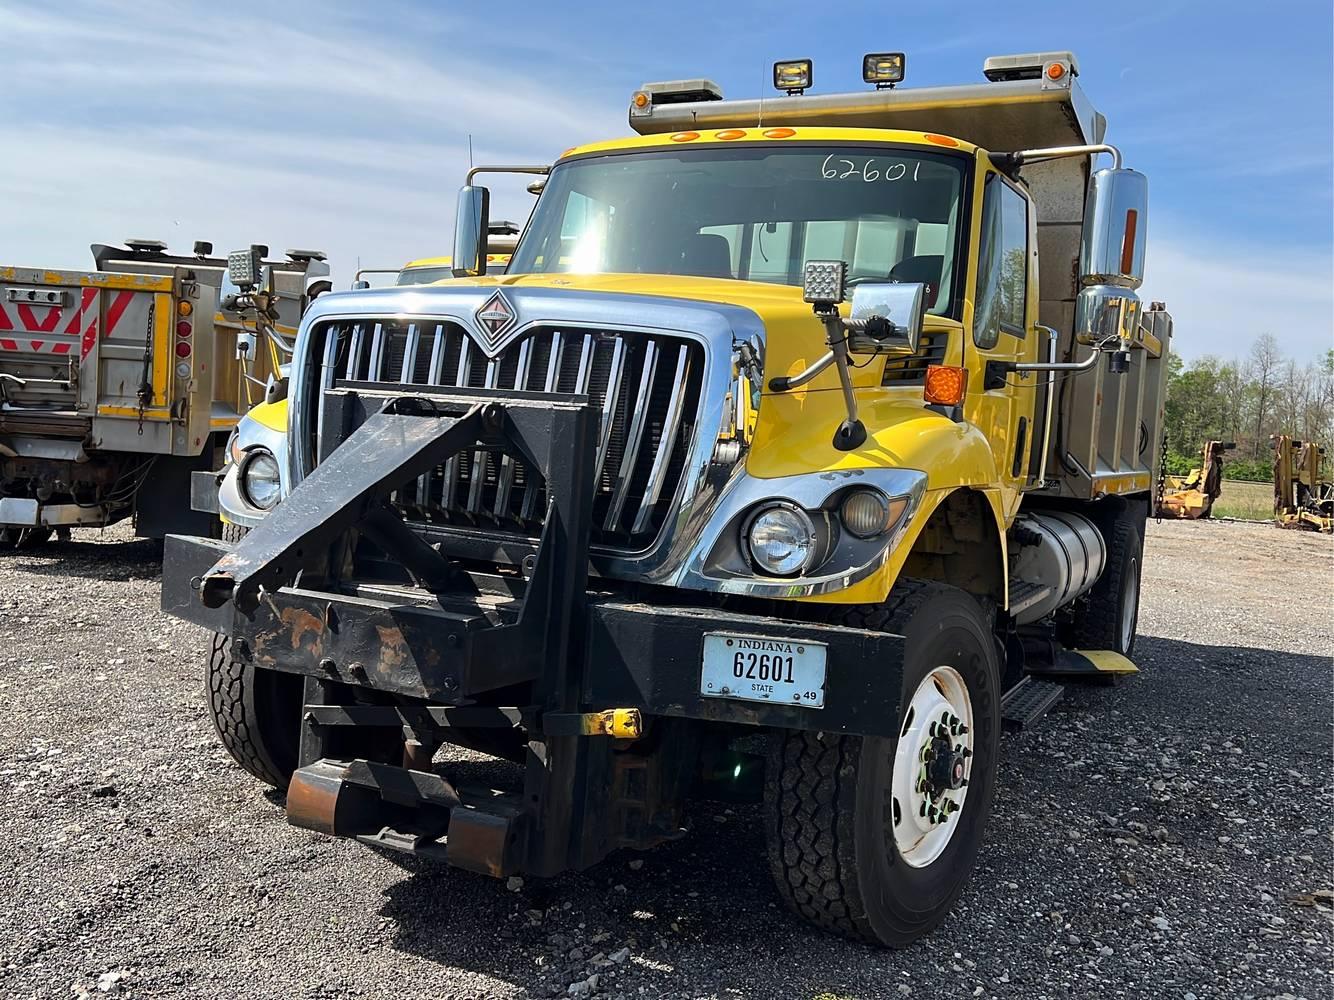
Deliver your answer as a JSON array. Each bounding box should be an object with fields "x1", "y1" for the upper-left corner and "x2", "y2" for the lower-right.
[{"x1": 974, "y1": 175, "x2": 1029, "y2": 348}]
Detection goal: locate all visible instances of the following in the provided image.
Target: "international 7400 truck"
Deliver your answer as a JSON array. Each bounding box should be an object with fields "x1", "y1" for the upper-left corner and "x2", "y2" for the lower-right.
[{"x1": 163, "y1": 50, "x2": 1171, "y2": 945}]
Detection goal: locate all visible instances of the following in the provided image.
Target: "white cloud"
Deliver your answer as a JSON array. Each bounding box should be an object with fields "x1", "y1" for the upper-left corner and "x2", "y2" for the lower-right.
[
  {"x1": 0, "y1": 1, "x2": 620, "y2": 283},
  {"x1": 1142, "y1": 226, "x2": 1334, "y2": 362}
]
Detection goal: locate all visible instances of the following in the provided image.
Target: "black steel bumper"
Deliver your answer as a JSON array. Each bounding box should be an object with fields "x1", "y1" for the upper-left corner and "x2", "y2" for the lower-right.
[{"x1": 164, "y1": 532, "x2": 904, "y2": 738}]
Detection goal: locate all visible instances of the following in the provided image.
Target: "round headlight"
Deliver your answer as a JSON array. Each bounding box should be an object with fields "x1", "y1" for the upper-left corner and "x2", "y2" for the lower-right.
[
  {"x1": 745, "y1": 504, "x2": 816, "y2": 576},
  {"x1": 841, "y1": 489, "x2": 893, "y2": 538},
  {"x1": 240, "y1": 450, "x2": 281, "y2": 510}
]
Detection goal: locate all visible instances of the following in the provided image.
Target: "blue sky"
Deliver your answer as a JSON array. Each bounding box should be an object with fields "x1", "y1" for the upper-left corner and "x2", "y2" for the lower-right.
[{"x1": 3, "y1": 0, "x2": 1331, "y2": 360}]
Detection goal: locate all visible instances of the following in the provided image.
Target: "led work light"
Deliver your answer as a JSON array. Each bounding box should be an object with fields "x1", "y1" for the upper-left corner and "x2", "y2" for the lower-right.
[
  {"x1": 863, "y1": 52, "x2": 905, "y2": 88},
  {"x1": 773, "y1": 59, "x2": 813, "y2": 95},
  {"x1": 802, "y1": 260, "x2": 847, "y2": 307}
]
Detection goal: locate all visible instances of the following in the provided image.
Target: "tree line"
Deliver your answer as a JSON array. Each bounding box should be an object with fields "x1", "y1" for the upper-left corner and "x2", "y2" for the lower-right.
[{"x1": 1163, "y1": 334, "x2": 1334, "y2": 480}]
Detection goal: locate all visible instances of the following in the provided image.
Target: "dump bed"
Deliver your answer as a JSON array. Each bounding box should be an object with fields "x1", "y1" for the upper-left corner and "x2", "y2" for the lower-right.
[{"x1": 0, "y1": 266, "x2": 216, "y2": 458}]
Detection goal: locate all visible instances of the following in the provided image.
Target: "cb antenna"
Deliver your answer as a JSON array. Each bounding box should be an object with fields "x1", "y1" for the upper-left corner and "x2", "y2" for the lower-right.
[
  {"x1": 757, "y1": 61, "x2": 765, "y2": 127},
  {"x1": 467, "y1": 134, "x2": 474, "y2": 169}
]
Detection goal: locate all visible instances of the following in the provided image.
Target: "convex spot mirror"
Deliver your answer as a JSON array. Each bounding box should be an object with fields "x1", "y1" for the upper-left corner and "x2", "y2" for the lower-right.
[{"x1": 846, "y1": 281, "x2": 925, "y2": 355}]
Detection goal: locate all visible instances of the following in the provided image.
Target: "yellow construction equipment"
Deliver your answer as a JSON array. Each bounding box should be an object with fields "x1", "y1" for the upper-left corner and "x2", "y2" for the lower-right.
[
  {"x1": 1156, "y1": 440, "x2": 1233, "y2": 519},
  {"x1": 1273, "y1": 435, "x2": 1333, "y2": 532}
]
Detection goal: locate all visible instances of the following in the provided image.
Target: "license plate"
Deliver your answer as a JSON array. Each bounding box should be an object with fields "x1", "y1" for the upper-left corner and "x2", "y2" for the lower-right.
[{"x1": 700, "y1": 632, "x2": 826, "y2": 708}]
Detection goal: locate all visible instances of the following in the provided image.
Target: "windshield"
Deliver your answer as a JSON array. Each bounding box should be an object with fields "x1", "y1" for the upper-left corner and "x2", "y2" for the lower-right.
[{"x1": 509, "y1": 144, "x2": 968, "y2": 315}]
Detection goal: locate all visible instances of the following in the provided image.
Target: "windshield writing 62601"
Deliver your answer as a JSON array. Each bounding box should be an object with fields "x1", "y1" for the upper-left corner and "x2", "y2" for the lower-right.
[{"x1": 820, "y1": 155, "x2": 921, "y2": 183}]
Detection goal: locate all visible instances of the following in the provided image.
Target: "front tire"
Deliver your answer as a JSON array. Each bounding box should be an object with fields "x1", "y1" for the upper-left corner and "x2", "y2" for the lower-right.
[
  {"x1": 205, "y1": 634, "x2": 302, "y2": 789},
  {"x1": 764, "y1": 579, "x2": 1001, "y2": 946}
]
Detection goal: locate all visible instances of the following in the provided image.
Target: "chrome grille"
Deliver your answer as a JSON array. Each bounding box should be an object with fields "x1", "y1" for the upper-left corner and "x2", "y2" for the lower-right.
[{"x1": 308, "y1": 319, "x2": 704, "y2": 550}]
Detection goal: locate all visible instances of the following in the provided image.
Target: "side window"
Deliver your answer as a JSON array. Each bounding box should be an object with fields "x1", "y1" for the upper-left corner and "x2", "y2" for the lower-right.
[{"x1": 974, "y1": 176, "x2": 1030, "y2": 349}]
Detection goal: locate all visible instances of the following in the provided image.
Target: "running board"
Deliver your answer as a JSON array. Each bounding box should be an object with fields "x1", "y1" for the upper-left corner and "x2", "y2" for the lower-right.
[
  {"x1": 1027, "y1": 648, "x2": 1139, "y2": 682},
  {"x1": 1001, "y1": 677, "x2": 1064, "y2": 731}
]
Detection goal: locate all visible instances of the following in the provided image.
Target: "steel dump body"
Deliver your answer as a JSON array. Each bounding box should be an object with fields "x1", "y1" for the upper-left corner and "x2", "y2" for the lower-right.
[{"x1": 0, "y1": 246, "x2": 327, "y2": 534}]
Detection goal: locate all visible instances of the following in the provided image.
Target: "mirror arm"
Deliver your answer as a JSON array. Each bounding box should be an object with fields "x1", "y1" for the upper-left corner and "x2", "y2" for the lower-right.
[
  {"x1": 464, "y1": 164, "x2": 551, "y2": 184},
  {"x1": 767, "y1": 350, "x2": 834, "y2": 392}
]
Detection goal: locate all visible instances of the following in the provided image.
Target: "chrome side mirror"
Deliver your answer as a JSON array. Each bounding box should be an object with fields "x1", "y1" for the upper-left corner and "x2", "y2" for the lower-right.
[
  {"x1": 452, "y1": 185, "x2": 490, "y2": 278},
  {"x1": 1081, "y1": 168, "x2": 1147, "y2": 288},
  {"x1": 846, "y1": 281, "x2": 926, "y2": 355}
]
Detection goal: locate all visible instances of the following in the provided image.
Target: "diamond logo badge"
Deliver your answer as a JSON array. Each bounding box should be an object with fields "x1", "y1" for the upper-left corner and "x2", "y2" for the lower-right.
[{"x1": 473, "y1": 289, "x2": 518, "y2": 356}]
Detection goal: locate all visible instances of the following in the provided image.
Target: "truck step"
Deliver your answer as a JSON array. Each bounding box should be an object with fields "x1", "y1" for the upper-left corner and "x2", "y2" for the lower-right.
[{"x1": 1001, "y1": 677, "x2": 1064, "y2": 731}]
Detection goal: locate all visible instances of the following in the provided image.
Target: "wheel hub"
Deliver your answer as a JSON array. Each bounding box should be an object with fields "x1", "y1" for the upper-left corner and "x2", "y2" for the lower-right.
[{"x1": 891, "y1": 666, "x2": 975, "y2": 868}]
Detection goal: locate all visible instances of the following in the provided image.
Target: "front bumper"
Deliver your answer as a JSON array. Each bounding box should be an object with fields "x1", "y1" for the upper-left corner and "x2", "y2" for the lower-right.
[{"x1": 165, "y1": 533, "x2": 905, "y2": 739}]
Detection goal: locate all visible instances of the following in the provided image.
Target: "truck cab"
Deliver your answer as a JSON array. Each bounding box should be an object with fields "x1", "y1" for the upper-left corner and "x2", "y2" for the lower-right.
[{"x1": 163, "y1": 51, "x2": 1170, "y2": 946}]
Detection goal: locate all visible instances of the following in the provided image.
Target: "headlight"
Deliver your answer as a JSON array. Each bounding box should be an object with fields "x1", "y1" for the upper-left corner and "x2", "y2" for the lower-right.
[
  {"x1": 840, "y1": 489, "x2": 908, "y2": 538},
  {"x1": 744, "y1": 503, "x2": 817, "y2": 576},
  {"x1": 239, "y1": 449, "x2": 281, "y2": 510}
]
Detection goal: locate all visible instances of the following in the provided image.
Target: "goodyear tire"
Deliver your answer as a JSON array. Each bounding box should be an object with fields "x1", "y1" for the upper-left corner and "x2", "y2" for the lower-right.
[
  {"x1": 1067, "y1": 516, "x2": 1144, "y2": 656},
  {"x1": 763, "y1": 579, "x2": 1001, "y2": 947},
  {"x1": 205, "y1": 634, "x2": 302, "y2": 789}
]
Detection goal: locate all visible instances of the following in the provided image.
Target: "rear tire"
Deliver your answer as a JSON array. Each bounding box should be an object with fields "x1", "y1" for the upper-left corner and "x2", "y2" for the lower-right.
[
  {"x1": 763, "y1": 579, "x2": 1001, "y2": 947},
  {"x1": 1067, "y1": 516, "x2": 1143, "y2": 656},
  {"x1": 205, "y1": 634, "x2": 302, "y2": 789}
]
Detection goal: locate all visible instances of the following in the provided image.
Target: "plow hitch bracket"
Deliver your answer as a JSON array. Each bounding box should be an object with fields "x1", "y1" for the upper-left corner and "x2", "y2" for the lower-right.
[{"x1": 199, "y1": 399, "x2": 493, "y2": 613}]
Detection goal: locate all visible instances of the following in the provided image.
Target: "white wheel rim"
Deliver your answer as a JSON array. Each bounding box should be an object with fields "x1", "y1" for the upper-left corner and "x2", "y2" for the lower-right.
[
  {"x1": 1120, "y1": 558, "x2": 1139, "y2": 652},
  {"x1": 891, "y1": 665, "x2": 974, "y2": 868}
]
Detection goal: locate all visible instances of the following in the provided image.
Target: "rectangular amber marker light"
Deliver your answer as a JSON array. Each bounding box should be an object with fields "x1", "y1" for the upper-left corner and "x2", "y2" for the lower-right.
[
  {"x1": 863, "y1": 52, "x2": 906, "y2": 87},
  {"x1": 773, "y1": 59, "x2": 813, "y2": 94}
]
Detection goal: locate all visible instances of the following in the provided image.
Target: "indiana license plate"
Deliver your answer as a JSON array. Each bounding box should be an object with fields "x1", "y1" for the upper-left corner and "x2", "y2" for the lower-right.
[{"x1": 700, "y1": 632, "x2": 827, "y2": 708}]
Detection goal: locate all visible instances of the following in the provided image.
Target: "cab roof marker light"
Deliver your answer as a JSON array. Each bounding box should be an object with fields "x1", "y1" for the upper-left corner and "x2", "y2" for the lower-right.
[
  {"x1": 670, "y1": 131, "x2": 700, "y2": 142},
  {"x1": 773, "y1": 59, "x2": 812, "y2": 96},
  {"x1": 762, "y1": 127, "x2": 796, "y2": 139},
  {"x1": 862, "y1": 52, "x2": 905, "y2": 89},
  {"x1": 631, "y1": 79, "x2": 723, "y2": 117}
]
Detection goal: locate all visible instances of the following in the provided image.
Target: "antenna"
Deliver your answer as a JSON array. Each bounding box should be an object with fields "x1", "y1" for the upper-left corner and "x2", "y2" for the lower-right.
[
  {"x1": 758, "y1": 61, "x2": 765, "y2": 127},
  {"x1": 468, "y1": 134, "x2": 474, "y2": 169}
]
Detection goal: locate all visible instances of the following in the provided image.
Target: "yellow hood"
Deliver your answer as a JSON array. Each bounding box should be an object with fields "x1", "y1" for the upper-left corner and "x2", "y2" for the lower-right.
[{"x1": 458, "y1": 271, "x2": 957, "y2": 395}]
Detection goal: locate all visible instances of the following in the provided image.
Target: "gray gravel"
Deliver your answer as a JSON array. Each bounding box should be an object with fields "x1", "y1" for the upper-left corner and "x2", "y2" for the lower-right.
[{"x1": 0, "y1": 519, "x2": 1330, "y2": 999}]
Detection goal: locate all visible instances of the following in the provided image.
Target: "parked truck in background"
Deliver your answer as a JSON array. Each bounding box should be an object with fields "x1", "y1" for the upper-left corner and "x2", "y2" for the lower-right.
[
  {"x1": 163, "y1": 50, "x2": 1171, "y2": 945},
  {"x1": 0, "y1": 241, "x2": 328, "y2": 546}
]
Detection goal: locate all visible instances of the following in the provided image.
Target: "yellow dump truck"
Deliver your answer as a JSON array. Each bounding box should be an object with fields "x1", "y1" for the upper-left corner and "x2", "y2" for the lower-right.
[
  {"x1": 0, "y1": 241, "x2": 328, "y2": 546},
  {"x1": 162, "y1": 51, "x2": 1170, "y2": 946}
]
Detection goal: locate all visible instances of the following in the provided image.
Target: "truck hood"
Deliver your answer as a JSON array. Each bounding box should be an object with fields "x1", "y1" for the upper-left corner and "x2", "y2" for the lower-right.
[{"x1": 383, "y1": 271, "x2": 961, "y2": 394}]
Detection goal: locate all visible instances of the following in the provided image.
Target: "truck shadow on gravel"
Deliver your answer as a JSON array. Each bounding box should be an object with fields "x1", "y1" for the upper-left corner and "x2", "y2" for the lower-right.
[
  {"x1": 368, "y1": 634, "x2": 1332, "y2": 998},
  {"x1": 2, "y1": 537, "x2": 164, "y2": 581}
]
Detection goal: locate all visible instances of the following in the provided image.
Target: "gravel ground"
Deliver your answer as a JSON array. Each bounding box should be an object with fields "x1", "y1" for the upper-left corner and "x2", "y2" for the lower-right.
[{"x1": 0, "y1": 518, "x2": 1329, "y2": 1000}]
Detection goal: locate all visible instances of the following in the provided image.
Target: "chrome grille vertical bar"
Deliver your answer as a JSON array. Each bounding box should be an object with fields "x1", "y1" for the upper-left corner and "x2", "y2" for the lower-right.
[
  {"x1": 574, "y1": 333, "x2": 595, "y2": 393},
  {"x1": 441, "y1": 337, "x2": 472, "y2": 507},
  {"x1": 400, "y1": 322, "x2": 420, "y2": 382},
  {"x1": 492, "y1": 339, "x2": 532, "y2": 517},
  {"x1": 593, "y1": 337, "x2": 627, "y2": 486},
  {"x1": 366, "y1": 322, "x2": 386, "y2": 381},
  {"x1": 343, "y1": 322, "x2": 364, "y2": 380},
  {"x1": 315, "y1": 323, "x2": 342, "y2": 462},
  {"x1": 465, "y1": 357, "x2": 499, "y2": 513},
  {"x1": 603, "y1": 341, "x2": 659, "y2": 531},
  {"x1": 411, "y1": 322, "x2": 448, "y2": 507},
  {"x1": 631, "y1": 345, "x2": 691, "y2": 534},
  {"x1": 520, "y1": 331, "x2": 563, "y2": 520},
  {"x1": 426, "y1": 323, "x2": 446, "y2": 385}
]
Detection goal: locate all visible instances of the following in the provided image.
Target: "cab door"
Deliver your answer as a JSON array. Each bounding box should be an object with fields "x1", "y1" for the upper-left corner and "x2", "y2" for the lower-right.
[{"x1": 963, "y1": 170, "x2": 1042, "y2": 522}]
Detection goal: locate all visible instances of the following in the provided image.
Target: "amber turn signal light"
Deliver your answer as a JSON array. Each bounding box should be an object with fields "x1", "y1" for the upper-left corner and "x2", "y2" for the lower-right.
[{"x1": 924, "y1": 365, "x2": 968, "y2": 406}]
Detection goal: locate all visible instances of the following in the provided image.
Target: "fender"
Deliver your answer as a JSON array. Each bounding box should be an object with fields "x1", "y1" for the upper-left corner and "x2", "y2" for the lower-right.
[{"x1": 748, "y1": 389, "x2": 1007, "y2": 606}]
